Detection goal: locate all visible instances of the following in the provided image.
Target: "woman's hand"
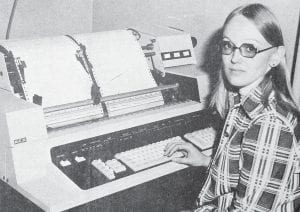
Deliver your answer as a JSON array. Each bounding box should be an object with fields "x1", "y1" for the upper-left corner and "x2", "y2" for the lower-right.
[{"x1": 164, "y1": 141, "x2": 211, "y2": 167}]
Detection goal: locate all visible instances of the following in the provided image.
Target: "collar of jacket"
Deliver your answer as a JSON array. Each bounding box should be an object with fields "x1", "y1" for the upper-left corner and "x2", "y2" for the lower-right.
[{"x1": 228, "y1": 78, "x2": 275, "y2": 119}]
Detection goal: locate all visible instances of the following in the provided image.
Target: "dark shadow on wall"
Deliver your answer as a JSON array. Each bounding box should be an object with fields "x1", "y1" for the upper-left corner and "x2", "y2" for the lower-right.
[
  {"x1": 198, "y1": 28, "x2": 223, "y2": 102},
  {"x1": 197, "y1": 28, "x2": 225, "y2": 154}
]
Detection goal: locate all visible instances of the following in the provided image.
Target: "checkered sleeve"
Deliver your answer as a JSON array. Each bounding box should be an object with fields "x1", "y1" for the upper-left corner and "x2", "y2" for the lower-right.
[{"x1": 233, "y1": 114, "x2": 298, "y2": 211}]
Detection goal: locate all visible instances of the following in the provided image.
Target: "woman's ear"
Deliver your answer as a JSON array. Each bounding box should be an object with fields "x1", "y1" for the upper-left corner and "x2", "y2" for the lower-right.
[{"x1": 269, "y1": 46, "x2": 286, "y2": 67}]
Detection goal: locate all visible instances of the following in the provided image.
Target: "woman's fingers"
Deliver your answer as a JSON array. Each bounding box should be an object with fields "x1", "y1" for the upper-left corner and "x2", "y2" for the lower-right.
[
  {"x1": 172, "y1": 156, "x2": 189, "y2": 164},
  {"x1": 164, "y1": 141, "x2": 187, "y2": 157},
  {"x1": 168, "y1": 143, "x2": 211, "y2": 167}
]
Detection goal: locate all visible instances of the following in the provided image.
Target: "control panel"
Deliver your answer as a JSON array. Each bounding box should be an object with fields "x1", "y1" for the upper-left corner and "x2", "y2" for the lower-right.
[{"x1": 51, "y1": 110, "x2": 203, "y2": 190}]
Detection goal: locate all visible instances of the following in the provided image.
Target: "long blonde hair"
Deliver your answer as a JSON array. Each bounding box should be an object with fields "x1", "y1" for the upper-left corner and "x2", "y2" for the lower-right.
[{"x1": 210, "y1": 3, "x2": 299, "y2": 118}]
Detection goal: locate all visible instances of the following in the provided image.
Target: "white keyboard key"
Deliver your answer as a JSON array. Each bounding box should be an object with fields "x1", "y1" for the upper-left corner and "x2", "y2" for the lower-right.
[
  {"x1": 106, "y1": 159, "x2": 127, "y2": 173},
  {"x1": 60, "y1": 159, "x2": 71, "y2": 167},
  {"x1": 92, "y1": 159, "x2": 116, "y2": 180},
  {"x1": 74, "y1": 156, "x2": 86, "y2": 163}
]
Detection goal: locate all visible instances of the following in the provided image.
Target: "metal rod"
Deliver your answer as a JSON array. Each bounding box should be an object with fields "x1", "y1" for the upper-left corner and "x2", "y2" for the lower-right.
[
  {"x1": 43, "y1": 99, "x2": 93, "y2": 113},
  {"x1": 44, "y1": 83, "x2": 179, "y2": 114},
  {"x1": 100, "y1": 83, "x2": 178, "y2": 102}
]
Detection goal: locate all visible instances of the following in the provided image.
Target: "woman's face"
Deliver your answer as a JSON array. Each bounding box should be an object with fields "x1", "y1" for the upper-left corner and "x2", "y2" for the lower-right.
[{"x1": 222, "y1": 15, "x2": 277, "y2": 88}]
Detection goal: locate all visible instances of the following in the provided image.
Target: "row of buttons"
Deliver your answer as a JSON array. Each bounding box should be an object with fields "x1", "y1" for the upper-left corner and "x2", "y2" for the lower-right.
[
  {"x1": 161, "y1": 49, "x2": 191, "y2": 60},
  {"x1": 59, "y1": 156, "x2": 87, "y2": 167},
  {"x1": 59, "y1": 156, "x2": 127, "y2": 180}
]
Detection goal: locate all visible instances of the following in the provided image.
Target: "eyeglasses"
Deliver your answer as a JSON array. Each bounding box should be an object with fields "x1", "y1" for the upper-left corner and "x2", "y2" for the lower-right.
[{"x1": 219, "y1": 40, "x2": 276, "y2": 58}]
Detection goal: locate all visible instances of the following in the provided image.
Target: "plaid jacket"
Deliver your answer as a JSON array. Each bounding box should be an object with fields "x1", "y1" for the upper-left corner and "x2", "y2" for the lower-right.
[{"x1": 196, "y1": 79, "x2": 300, "y2": 212}]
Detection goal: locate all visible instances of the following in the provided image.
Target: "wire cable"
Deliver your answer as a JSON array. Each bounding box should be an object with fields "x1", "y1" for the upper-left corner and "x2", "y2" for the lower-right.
[
  {"x1": 291, "y1": 10, "x2": 300, "y2": 85},
  {"x1": 6, "y1": 0, "x2": 19, "y2": 39}
]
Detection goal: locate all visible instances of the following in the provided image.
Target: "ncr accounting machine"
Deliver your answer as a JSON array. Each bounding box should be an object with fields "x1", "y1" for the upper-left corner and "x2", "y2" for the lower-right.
[{"x1": 0, "y1": 30, "x2": 211, "y2": 211}]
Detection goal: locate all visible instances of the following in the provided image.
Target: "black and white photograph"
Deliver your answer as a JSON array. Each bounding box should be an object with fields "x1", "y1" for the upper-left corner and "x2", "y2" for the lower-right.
[{"x1": 0, "y1": 0, "x2": 300, "y2": 211}]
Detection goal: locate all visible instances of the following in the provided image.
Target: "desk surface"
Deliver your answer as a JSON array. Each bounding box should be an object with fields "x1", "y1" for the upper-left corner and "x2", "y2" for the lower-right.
[{"x1": 0, "y1": 166, "x2": 207, "y2": 212}]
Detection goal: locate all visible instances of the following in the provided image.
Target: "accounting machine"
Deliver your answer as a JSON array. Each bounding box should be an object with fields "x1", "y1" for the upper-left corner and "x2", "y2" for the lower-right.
[{"x1": 0, "y1": 29, "x2": 212, "y2": 211}]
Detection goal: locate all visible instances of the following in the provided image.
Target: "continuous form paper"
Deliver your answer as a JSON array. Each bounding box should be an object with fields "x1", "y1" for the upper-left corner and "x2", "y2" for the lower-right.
[
  {"x1": 74, "y1": 30, "x2": 159, "y2": 96},
  {"x1": 1, "y1": 30, "x2": 161, "y2": 108},
  {"x1": 1, "y1": 36, "x2": 91, "y2": 108}
]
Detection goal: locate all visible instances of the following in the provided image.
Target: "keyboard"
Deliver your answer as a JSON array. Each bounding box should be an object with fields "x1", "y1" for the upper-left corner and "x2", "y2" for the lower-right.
[
  {"x1": 114, "y1": 136, "x2": 185, "y2": 172},
  {"x1": 184, "y1": 127, "x2": 216, "y2": 156},
  {"x1": 91, "y1": 128, "x2": 216, "y2": 180}
]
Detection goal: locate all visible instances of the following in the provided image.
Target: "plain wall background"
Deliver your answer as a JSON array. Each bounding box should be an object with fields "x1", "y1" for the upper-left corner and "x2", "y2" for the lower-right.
[
  {"x1": 0, "y1": 0, "x2": 93, "y2": 39},
  {"x1": 292, "y1": 32, "x2": 300, "y2": 104},
  {"x1": 0, "y1": 0, "x2": 299, "y2": 102},
  {"x1": 93, "y1": 0, "x2": 300, "y2": 70},
  {"x1": 0, "y1": 0, "x2": 298, "y2": 67}
]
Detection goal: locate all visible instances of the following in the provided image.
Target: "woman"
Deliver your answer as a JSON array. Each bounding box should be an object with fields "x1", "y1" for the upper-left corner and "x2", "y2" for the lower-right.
[{"x1": 164, "y1": 3, "x2": 300, "y2": 212}]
